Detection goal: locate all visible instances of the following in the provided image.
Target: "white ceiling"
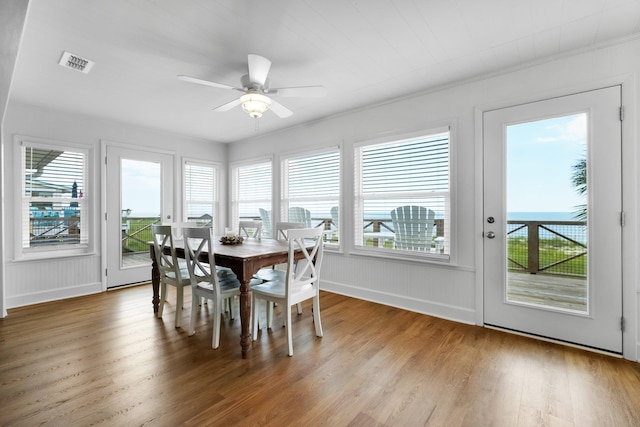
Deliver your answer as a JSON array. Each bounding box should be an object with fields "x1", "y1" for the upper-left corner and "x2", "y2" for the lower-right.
[{"x1": 9, "y1": 0, "x2": 640, "y2": 143}]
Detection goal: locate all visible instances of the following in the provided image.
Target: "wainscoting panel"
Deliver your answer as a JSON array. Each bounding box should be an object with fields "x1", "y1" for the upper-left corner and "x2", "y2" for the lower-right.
[
  {"x1": 321, "y1": 252, "x2": 476, "y2": 324},
  {"x1": 5, "y1": 255, "x2": 102, "y2": 308}
]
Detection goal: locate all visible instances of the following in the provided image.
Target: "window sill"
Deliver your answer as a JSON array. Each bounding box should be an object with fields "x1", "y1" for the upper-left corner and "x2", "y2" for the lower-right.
[
  {"x1": 350, "y1": 246, "x2": 460, "y2": 267},
  {"x1": 14, "y1": 248, "x2": 96, "y2": 262}
]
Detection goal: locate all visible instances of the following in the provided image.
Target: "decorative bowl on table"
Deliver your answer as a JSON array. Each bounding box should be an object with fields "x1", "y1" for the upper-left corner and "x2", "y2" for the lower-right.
[{"x1": 219, "y1": 233, "x2": 244, "y2": 245}]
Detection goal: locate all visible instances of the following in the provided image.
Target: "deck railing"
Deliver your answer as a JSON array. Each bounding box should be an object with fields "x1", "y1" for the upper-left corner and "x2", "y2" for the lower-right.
[
  {"x1": 121, "y1": 217, "x2": 161, "y2": 254},
  {"x1": 30, "y1": 216, "x2": 80, "y2": 246},
  {"x1": 507, "y1": 220, "x2": 587, "y2": 277}
]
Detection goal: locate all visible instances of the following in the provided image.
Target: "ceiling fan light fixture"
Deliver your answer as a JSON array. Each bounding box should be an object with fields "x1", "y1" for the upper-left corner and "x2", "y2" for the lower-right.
[{"x1": 240, "y1": 93, "x2": 271, "y2": 118}]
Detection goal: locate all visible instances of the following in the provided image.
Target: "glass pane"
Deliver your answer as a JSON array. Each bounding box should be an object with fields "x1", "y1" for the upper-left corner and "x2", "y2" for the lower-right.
[
  {"x1": 235, "y1": 162, "x2": 272, "y2": 237},
  {"x1": 24, "y1": 146, "x2": 86, "y2": 248},
  {"x1": 283, "y1": 150, "x2": 340, "y2": 244},
  {"x1": 356, "y1": 132, "x2": 449, "y2": 253},
  {"x1": 121, "y1": 159, "x2": 161, "y2": 269},
  {"x1": 185, "y1": 163, "x2": 215, "y2": 227},
  {"x1": 506, "y1": 113, "x2": 588, "y2": 313}
]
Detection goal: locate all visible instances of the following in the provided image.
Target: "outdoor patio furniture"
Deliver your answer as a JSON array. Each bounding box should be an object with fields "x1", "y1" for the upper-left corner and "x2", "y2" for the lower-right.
[{"x1": 390, "y1": 205, "x2": 435, "y2": 252}]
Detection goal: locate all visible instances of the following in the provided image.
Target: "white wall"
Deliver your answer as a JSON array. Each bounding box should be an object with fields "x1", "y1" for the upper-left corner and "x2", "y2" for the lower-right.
[
  {"x1": 0, "y1": 0, "x2": 30, "y2": 317},
  {"x1": 229, "y1": 36, "x2": 640, "y2": 361},
  {"x1": 2, "y1": 102, "x2": 227, "y2": 308}
]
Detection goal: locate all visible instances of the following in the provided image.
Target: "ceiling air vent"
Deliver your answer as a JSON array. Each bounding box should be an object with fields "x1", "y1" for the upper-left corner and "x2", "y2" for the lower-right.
[{"x1": 58, "y1": 51, "x2": 94, "y2": 74}]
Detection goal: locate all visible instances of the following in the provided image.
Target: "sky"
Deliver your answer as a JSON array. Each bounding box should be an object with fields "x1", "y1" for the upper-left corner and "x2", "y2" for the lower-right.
[
  {"x1": 506, "y1": 113, "x2": 587, "y2": 214},
  {"x1": 121, "y1": 159, "x2": 161, "y2": 217}
]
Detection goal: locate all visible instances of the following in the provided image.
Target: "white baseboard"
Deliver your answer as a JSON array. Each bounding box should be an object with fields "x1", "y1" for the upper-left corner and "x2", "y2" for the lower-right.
[
  {"x1": 321, "y1": 280, "x2": 476, "y2": 325},
  {"x1": 6, "y1": 282, "x2": 103, "y2": 309}
]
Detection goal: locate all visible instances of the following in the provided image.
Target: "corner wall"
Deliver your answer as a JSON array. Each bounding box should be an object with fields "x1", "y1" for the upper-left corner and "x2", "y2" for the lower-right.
[
  {"x1": 2, "y1": 103, "x2": 228, "y2": 308},
  {"x1": 229, "y1": 36, "x2": 640, "y2": 361},
  {"x1": 0, "y1": 0, "x2": 30, "y2": 317}
]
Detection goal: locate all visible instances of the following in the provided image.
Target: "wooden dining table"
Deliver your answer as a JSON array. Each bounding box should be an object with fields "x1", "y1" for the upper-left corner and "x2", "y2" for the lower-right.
[{"x1": 149, "y1": 237, "x2": 298, "y2": 358}]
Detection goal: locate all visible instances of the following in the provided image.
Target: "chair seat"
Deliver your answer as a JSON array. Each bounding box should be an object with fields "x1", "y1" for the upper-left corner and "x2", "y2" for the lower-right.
[
  {"x1": 253, "y1": 268, "x2": 286, "y2": 282},
  {"x1": 216, "y1": 266, "x2": 234, "y2": 277},
  {"x1": 252, "y1": 280, "x2": 315, "y2": 301},
  {"x1": 196, "y1": 276, "x2": 240, "y2": 292},
  {"x1": 165, "y1": 266, "x2": 190, "y2": 281}
]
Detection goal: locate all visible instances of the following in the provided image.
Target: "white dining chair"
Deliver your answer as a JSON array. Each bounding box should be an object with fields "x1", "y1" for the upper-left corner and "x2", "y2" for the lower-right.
[
  {"x1": 251, "y1": 227, "x2": 325, "y2": 356},
  {"x1": 253, "y1": 221, "x2": 306, "y2": 325},
  {"x1": 184, "y1": 226, "x2": 241, "y2": 349},
  {"x1": 151, "y1": 224, "x2": 191, "y2": 328},
  {"x1": 238, "y1": 220, "x2": 263, "y2": 239},
  {"x1": 167, "y1": 221, "x2": 197, "y2": 240},
  {"x1": 259, "y1": 208, "x2": 272, "y2": 238}
]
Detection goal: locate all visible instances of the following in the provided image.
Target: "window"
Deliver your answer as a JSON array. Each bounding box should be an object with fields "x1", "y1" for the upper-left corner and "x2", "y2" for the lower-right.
[
  {"x1": 231, "y1": 159, "x2": 272, "y2": 237},
  {"x1": 184, "y1": 161, "x2": 218, "y2": 227},
  {"x1": 281, "y1": 148, "x2": 340, "y2": 245},
  {"x1": 20, "y1": 140, "x2": 89, "y2": 256},
  {"x1": 354, "y1": 128, "x2": 450, "y2": 257}
]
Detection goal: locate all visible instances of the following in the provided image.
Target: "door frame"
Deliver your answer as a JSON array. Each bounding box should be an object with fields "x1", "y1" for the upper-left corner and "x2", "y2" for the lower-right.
[
  {"x1": 100, "y1": 140, "x2": 177, "y2": 289},
  {"x1": 474, "y1": 76, "x2": 637, "y2": 361}
]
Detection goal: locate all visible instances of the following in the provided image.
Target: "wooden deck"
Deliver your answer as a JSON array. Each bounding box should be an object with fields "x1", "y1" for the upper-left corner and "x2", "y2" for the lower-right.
[
  {"x1": 122, "y1": 251, "x2": 151, "y2": 267},
  {"x1": 508, "y1": 271, "x2": 587, "y2": 312}
]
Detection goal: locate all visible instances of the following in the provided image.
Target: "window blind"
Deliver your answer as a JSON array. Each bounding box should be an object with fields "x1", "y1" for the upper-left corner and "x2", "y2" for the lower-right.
[
  {"x1": 281, "y1": 148, "x2": 340, "y2": 244},
  {"x1": 23, "y1": 145, "x2": 88, "y2": 249},
  {"x1": 354, "y1": 130, "x2": 450, "y2": 255},
  {"x1": 184, "y1": 162, "x2": 216, "y2": 227},
  {"x1": 232, "y1": 160, "x2": 272, "y2": 236}
]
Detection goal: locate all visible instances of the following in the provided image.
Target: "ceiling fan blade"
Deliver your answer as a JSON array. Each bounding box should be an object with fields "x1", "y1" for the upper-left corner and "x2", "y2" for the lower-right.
[
  {"x1": 177, "y1": 75, "x2": 242, "y2": 91},
  {"x1": 269, "y1": 85, "x2": 326, "y2": 98},
  {"x1": 269, "y1": 99, "x2": 293, "y2": 118},
  {"x1": 247, "y1": 54, "x2": 271, "y2": 86},
  {"x1": 212, "y1": 98, "x2": 243, "y2": 112}
]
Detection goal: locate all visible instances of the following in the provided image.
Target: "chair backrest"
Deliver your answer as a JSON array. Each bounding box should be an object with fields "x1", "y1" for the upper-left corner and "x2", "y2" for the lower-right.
[
  {"x1": 182, "y1": 227, "x2": 219, "y2": 293},
  {"x1": 288, "y1": 207, "x2": 312, "y2": 228},
  {"x1": 274, "y1": 222, "x2": 305, "y2": 241},
  {"x1": 151, "y1": 224, "x2": 185, "y2": 281},
  {"x1": 330, "y1": 206, "x2": 339, "y2": 231},
  {"x1": 259, "y1": 208, "x2": 272, "y2": 238},
  {"x1": 238, "y1": 220, "x2": 263, "y2": 239},
  {"x1": 390, "y1": 205, "x2": 435, "y2": 251},
  {"x1": 284, "y1": 227, "x2": 324, "y2": 298},
  {"x1": 167, "y1": 221, "x2": 197, "y2": 240}
]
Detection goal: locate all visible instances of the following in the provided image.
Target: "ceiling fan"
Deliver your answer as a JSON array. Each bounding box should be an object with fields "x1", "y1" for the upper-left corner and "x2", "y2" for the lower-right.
[{"x1": 178, "y1": 54, "x2": 326, "y2": 119}]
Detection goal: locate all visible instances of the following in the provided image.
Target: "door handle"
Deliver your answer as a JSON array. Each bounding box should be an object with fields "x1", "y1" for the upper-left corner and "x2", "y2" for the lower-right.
[{"x1": 485, "y1": 231, "x2": 496, "y2": 239}]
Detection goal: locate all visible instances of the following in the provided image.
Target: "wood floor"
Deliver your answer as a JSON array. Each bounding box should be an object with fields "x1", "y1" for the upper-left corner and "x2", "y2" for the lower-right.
[{"x1": 2, "y1": 284, "x2": 640, "y2": 426}]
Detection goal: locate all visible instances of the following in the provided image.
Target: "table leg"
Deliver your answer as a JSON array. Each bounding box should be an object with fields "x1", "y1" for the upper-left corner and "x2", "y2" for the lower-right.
[
  {"x1": 239, "y1": 279, "x2": 251, "y2": 359},
  {"x1": 150, "y1": 245, "x2": 160, "y2": 313}
]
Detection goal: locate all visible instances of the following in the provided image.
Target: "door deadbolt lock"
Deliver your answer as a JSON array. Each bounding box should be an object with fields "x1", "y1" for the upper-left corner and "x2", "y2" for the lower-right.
[
  {"x1": 487, "y1": 216, "x2": 495, "y2": 224},
  {"x1": 485, "y1": 231, "x2": 496, "y2": 239}
]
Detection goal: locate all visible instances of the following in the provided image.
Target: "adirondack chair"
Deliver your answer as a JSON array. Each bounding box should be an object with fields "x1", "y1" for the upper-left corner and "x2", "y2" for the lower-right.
[
  {"x1": 288, "y1": 207, "x2": 312, "y2": 227},
  {"x1": 390, "y1": 205, "x2": 435, "y2": 251},
  {"x1": 259, "y1": 208, "x2": 272, "y2": 238}
]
